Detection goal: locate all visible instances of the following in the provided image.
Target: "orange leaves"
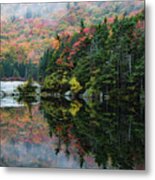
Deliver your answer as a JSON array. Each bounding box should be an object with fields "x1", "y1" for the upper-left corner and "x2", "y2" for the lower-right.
[
  {"x1": 19, "y1": 42, "x2": 31, "y2": 52},
  {"x1": 1, "y1": 16, "x2": 60, "y2": 64},
  {"x1": 56, "y1": 58, "x2": 74, "y2": 68},
  {"x1": 50, "y1": 38, "x2": 60, "y2": 50}
]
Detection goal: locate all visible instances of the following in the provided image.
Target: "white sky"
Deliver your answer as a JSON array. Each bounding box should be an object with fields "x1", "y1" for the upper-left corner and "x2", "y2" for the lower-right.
[{"x1": 1, "y1": 0, "x2": 129, "y2": 3}]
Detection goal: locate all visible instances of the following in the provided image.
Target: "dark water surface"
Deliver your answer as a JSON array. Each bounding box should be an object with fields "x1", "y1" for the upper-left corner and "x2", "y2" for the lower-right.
[{"x1": 0, "y1": 94, "x2": 145, "y2": 169}]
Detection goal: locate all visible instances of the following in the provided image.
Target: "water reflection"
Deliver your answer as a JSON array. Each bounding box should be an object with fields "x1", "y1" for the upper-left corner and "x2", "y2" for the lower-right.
[
  {"x1": 0, "y1": 97, "x2": 144, "y2": 169},
  {"x1": 0, "y1": 96, "x2": 24, "y2": 107}
]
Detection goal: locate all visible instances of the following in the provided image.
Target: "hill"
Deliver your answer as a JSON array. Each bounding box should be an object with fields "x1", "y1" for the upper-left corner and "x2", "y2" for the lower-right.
[{"x1": 1, "y1": 1, "x2": 144, "y2": 65}]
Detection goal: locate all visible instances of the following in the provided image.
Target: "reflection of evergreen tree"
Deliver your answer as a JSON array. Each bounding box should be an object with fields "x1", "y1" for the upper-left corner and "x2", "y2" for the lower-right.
[{"x1": 41, "y1": 97, "x2": 144, "y2": 169}]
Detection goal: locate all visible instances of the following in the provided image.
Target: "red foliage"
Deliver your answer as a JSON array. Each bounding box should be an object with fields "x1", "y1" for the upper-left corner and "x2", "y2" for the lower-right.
[
  {"x1": 73, "y1": 41, "x2": 81, "y2": 48},
  {"x1": 70, "y1": 51, "x2": 76, "y2": 56},
  {"x1": 79, "y1": 36, "x2": 86, "y2": 42},
  {"x1": 29, "y1": 30, "x2": 33, "y2": 35},
  {"x1": 136, "y1": 20, "x2": 145, "y2": 29},
  {"x1": 64, "y1": 46, "x2": 71, "y2": 53},
  {"x1": 66, "y1": 61, "x2": 74, "y2": 68},
  {"x1": 56, "y1": 125, "x2": 63, "y2": 132},
  {"x1": 67, "y1": 56, "x2": 71, "y2": 61},
  {"x1": 83, "y1": 27, "x2": 90, "y2": 34},
  {"x1": 56, "y1": 58, "x2": 63, "y2": 65},
  {"x1": 107, "y1": 17, "x2": 115, "y2": 24}
]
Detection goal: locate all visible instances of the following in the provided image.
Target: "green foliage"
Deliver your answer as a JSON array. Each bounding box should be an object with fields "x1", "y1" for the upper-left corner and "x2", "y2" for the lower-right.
[
  {"x1": 80, "y1": 19, "x2": 85, "y2": 31},
  {"x1": 40, "y1": 12, "x2": 144, "y2": 102},
  {"x1": 43, "y1": 71, "x2": 70, "y2": 93},
  {"x1": 17, "y1": 78, "x2": 38, "y2": 96},
  {"x1": 0, "y1": 56, "x2": 39, "y2": 80}
]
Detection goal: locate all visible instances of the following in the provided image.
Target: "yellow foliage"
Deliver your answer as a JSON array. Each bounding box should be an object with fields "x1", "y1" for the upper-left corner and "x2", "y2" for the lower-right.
[
  {"x1": 69, "y1": 77, "x2": 82, "y2": 93},
  {"x1": 69, "y1": 100, "x2": 82, "y2": 117},
  {"x1": 61, "y1": 76, "x2": 68, "y2": 84}
]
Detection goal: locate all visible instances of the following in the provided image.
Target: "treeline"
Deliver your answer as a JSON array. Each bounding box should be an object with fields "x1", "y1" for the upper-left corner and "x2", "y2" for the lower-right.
[
  {"x1": 39, "y1": 11, "x2": 144, "y2": 102},
  {"x1": 0, "y1": 59, "x2": 39, "y2": 80}
]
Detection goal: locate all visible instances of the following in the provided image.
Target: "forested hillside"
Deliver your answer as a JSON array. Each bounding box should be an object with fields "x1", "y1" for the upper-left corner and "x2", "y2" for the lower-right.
[{"x1": 1, "y1": 1, "x2": 144, "y2": 79}]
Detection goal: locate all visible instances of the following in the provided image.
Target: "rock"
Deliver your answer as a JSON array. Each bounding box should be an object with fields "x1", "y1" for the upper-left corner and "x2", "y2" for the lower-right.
[{"x1": 64, "y1": 90, "x2": 72, "y2": 96}]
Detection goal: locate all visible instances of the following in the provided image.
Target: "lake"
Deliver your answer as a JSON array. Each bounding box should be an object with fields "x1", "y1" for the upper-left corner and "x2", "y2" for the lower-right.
[{"x1": 0, "y1": 82, "x2": 145, "y2": 169}]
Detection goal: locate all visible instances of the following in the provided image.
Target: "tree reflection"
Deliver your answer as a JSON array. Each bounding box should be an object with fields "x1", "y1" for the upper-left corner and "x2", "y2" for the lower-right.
[
  {"x1": 0, "y1": 94, "x2": 144, "y2": 169},
  {"x1": 41, "y1": 97, "x2": 144, "y2": 169}
]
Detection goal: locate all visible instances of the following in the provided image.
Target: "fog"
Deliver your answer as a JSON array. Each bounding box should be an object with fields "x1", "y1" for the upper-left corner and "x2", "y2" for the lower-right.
[{"x1": 1, "y1": 3, "x2": 67, "y2": 19}]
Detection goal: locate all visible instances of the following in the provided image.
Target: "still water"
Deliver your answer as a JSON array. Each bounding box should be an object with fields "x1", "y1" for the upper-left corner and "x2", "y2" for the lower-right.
[{"x1": 0, "y1": 82, "x2": 145, "y2": 169}]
